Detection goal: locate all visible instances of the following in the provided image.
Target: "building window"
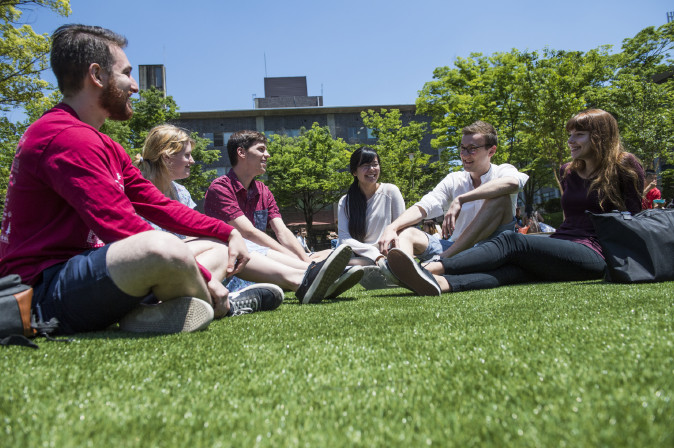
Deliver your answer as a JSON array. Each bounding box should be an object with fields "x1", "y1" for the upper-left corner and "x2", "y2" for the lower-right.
[
  {"x1": 202, "y1": 132, "x2": 214, "y2": 147},
  {"x1": 213, "y1": 133, "x2": 224, "y2": 147}
]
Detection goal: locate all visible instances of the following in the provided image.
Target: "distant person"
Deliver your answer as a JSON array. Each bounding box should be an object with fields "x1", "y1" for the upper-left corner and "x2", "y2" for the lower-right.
[
  {"x1": 377, "y1": 120, "x2": 528, "y2": 283},
  {"x1": 337, "y1": 147, "x2": 405, "y2": 265},
  {"x1": 385, "y1": 109, "x2": 645, "y2": 295},
  {"x1": 296, "y1": 227, "x2": 311, "y2": 254},
  {"x1": 642, "y1": 169, "x2": 661, "y2": 209}
]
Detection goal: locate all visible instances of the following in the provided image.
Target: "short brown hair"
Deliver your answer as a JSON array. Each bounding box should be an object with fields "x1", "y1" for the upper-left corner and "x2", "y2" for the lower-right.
[
  {"x1": 51, "y1": 24, "x2": 128, "y2": 96},
  {"x1": 227, "y1": 130, "x2": 267, "y2": 167},
  {"x1": 462, "y1": 120, "x2": 498, "y2": 147}
]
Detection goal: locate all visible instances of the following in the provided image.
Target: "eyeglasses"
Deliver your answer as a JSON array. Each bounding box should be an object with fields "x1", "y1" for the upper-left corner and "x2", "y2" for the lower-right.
[
  {"x1": 459, "y1": 145, "x2": 488, "y2": 155},
  {"x1": 359, "y1": 162, "x2": 380, "y2": 170}
]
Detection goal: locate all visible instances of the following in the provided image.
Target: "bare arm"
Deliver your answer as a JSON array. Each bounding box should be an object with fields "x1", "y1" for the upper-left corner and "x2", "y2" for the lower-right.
[
  {"x1": 377, "y1": 205, "x2": 427, "y2": 256},
  {"x1": 443, "y1": 176, "x2": 519, "y2": 237}
]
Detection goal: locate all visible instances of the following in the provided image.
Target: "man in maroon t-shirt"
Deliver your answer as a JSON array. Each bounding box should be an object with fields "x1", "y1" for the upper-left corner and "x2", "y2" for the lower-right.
[
  {"x1": 0, "y1": 25, "x2": 269, "y2": 335},
  {"x1": 205, "y1": 130, "x2": 315, "y2": 262}
]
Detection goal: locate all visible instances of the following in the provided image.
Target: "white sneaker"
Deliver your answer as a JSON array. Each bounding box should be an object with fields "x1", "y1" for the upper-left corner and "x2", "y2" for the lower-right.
[
  {"x1": 324, "y1": 266, "x2": 364, "y2": 299},
  {"x1": 119, "y1": 297, "x2": 214, "y2": 333},
  {"x1": 376, "y1": 257, "x2": 402, "y2": 286}
]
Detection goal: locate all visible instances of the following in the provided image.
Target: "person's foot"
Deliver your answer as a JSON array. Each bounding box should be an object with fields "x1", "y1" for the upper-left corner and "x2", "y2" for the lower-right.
[
  {"x1": 376, "y1": 257, "x2": 402, "y2": 286},
  {"x1": 386, "y1": 248, "x2": 442, "y2": 296},
  {"x1": 296, "y1": 245, "x2": 352, "y2": 304},
  {"x1": 119, "y1": 297, "x2": 214, "y2": 333},
  {"x1": 324, "y1": 265, "x2": 364, "y2": 299},
  {"x1": 227, "y1": 283, "x2": 284, "y2": 316}
]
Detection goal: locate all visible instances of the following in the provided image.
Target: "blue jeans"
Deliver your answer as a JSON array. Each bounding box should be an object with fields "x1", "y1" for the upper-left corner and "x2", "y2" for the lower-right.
[
  {"x1": 32, "y1": 245, "x2": 144, "y2": 334},
  {"x1": 439, "y1": 231, "x2": 606, "y2": 292}
]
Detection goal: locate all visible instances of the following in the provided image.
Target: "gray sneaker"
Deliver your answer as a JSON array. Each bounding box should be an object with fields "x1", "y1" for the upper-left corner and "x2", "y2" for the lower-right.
[
  {"x1": 386, "y1": 248, "x2": 442, "y2": 296},
  {"x1": 324, "y1": 265, "x2": 364, "y2": 299},
  {"x1": 227, "y1": 283, "x2": 284, "y2": 316},
  {"x1": 295, "y1": 245, "x2": 352, "y2": 304},
  {"x1": 119, "y1": 297, "x2": 214, "y2": 333},
  {"x1": 377, "y1": 257, "x2": 402, "y2": 286}
]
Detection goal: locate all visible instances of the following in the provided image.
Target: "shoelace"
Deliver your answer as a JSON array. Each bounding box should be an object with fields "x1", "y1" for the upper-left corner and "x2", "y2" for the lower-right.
[{"x1": 230, "y1": 307, "x2": 253, "y2": 316}]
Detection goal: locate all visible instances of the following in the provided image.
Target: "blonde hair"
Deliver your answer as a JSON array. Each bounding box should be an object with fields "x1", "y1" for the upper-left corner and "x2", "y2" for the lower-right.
[
  {"x1": 564, "y1": 109, "x2": 641, "y2": 210},
  {"x1": 134, "y1": 124, "x2": 194, "y2": 199}
]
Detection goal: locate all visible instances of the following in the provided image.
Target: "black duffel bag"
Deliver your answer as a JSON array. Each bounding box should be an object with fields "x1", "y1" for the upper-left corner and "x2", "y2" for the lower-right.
[{"x1": 588, "y1": 209, "x2": 674, "y2": 283}]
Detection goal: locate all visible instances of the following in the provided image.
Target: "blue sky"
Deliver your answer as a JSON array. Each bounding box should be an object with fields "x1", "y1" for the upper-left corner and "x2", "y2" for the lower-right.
[{"x1": 15, "y1": 0, "x2": 674, "y2": 115}]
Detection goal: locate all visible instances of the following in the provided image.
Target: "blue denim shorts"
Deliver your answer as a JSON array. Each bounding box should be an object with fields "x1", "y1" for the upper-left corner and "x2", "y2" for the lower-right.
[
  {"x1": 32, "y1": 245, "x2": 144, "y2": 334},
  {"x1": 417, "y1": 218, "x2": 517, "y2": 261}
]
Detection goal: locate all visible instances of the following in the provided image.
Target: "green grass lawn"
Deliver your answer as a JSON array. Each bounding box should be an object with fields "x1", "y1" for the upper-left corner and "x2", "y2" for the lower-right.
[{"x1": 2, "y1": 281, "x2": 673, "y2": 447}]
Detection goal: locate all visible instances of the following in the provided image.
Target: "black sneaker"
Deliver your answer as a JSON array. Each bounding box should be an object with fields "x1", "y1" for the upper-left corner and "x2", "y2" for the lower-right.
[
  {"x1": 324, "y1": 265, "x2": 364, "y2": 299},
  {"x1": 227, "y1": 283, "x2": 284, "y2": 316},
  {"x1": 386, "y1": 248, "x2": 442, "y2": 296},
  {"x1": 296, "y1": 245, "x2": 352, "y2": 304}
]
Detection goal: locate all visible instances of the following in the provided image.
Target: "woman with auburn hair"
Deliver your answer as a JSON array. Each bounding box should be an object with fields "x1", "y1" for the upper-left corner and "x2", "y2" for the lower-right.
[
  {"x1": 385, "y1": 109, "x2": 645, "y2": 295},
  {"x1": 338, "y1": 147, "x2": 405, "y2": 265}
]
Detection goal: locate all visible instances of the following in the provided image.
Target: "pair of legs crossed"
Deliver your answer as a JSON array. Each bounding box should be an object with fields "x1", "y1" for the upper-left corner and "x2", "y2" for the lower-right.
[
  {"x1": 33, "y1": 231, "x2": 224, "y2": 334},
  {"x1": 423, "y1": 231, "x2": 606, "y2": 292}
]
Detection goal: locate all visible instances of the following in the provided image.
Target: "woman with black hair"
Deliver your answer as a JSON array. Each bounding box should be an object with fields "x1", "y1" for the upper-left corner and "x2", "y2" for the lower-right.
[{"x1": 337, "y1": 147, "x2": 405, "y2": 265}]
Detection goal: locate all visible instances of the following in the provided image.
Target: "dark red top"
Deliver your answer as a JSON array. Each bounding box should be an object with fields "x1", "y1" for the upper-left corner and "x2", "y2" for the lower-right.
[
  {"x1": 0, "y1": 104, "x2": 233, "y2": 285},
  {"x1": 551, "y1": 154, "x2": 644, "y2": 257},
  {"x1": 204, "y1": 169, "x2": 281, "y2": 231}
]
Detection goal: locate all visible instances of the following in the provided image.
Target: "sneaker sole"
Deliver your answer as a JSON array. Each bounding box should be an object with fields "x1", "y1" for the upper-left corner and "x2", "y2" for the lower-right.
[
  {"x1": 302, "y1": 245, "x2": 352, "y2": 304},
  {"x1": 386, "y1": 249, "x2": 441, "y2": 296},
  {"x1": 119, "y1": 297, "x2": 214, "y2": 333},
  {"x1": 325, "y1": 266, "x2": 364, "y2": 299},
  {"x1": 229, "y1": 283, "x2": 284, "y2": 312}
]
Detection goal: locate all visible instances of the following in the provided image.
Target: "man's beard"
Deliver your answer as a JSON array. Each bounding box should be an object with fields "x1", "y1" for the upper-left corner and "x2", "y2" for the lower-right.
[{"x1": 100, "y1": 81, "x2": 133, "y2": 121}]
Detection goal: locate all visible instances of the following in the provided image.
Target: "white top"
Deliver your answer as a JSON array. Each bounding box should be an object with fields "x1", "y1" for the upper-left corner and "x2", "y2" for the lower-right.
[
  {"x1": 414, "y1": 163, "x2": 528, "y2": 241},
  {"x1": 338, "y1": 183, "x2": 406, "y2": 262}
]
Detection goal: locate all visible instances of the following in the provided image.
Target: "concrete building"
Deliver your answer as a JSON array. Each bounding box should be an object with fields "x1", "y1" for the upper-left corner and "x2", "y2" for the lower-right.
[{"x1": 138, "y1": 65, "x2": 166, "y2": 95}]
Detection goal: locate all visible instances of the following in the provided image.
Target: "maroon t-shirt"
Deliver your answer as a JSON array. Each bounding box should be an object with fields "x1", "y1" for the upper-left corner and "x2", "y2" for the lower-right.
[
  {"x1": 0, "y1": 104, "x2": 233, "y2": 285},
  {"x1": 551, "y1": 154, "x2": 644, "y2": 257},
  {"x1": 204, "y1": 169, "x2": 282, "y2": 231}
]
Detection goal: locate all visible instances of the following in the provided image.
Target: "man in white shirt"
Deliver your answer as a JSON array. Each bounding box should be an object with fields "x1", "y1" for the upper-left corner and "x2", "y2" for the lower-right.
[{"x1": 377, "y1": 121, "x2": 528, "y2": 291}]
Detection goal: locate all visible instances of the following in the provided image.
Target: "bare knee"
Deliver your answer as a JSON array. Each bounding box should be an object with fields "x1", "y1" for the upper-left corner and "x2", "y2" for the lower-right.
[
  {"x1": 399, "y1": 227, "x2": 429, "y2": 255},
  {"x1": 481, "y1": 195, "x2": 513, "y2": 224}
]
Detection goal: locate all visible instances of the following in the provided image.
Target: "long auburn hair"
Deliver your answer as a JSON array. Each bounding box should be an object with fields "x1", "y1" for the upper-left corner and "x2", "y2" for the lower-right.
[
  {"x1": 345, "y1": 147, "x2": 379, "y2": 241},
  {"x1": 564, "y1": 109, "x2": 641, "y2": 210},
  {"x1": 133, "y1": 124, "x2": 194, "y2": 200}
]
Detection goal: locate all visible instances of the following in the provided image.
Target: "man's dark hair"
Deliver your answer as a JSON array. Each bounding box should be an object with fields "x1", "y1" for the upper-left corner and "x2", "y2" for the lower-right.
[
  {"x1": 645, "y1": 169, "x2": 656, "y2": 176},
  {"x1": 462, "y1": 120, "x2": 498, "y2": 148},
  {"x1": 227, "y1": 130, "x2": 267, "y2": 167},
  {"x1": 51, "y1": 24, "x2": 128, "y2": 96}
]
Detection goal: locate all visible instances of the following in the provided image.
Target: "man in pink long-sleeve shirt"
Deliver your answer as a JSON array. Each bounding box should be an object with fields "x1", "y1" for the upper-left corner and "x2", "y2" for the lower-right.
[{"x1": 0, "y1": 25, "x2": 255, "y2": 334}]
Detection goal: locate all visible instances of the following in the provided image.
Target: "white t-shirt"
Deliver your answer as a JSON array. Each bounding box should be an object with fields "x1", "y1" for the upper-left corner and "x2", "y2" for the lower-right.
[
  {"x1": 338, "y1": 183, "x2": 406, "y2": 262},
  {"x1": 414, "y1": 163, "x2": 528, "y2": 241}
]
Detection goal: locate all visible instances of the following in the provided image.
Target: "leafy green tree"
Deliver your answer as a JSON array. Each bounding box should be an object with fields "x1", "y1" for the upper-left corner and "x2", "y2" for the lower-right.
[
  {"x1": 360, "y1": 108, "x2": 436, "y2": 204},
  {"x1": 100, "y1": 88, "x2": 219, "y2": 200},
  {"x1": 590, "y1": 22, "x2": 674, "y2": 170},
  {"x1": 0, "y1": 1, "x2": 69, "y2": 212},
  {"x1": 266, "y1": 123, "x2": 352, "y2": 237},
  {"x1": 416, "y1": 47, "x2": 614, "y2": 212},
  {"x1": 0, "y1": 0, "x2": 70, "y2": 112}
]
